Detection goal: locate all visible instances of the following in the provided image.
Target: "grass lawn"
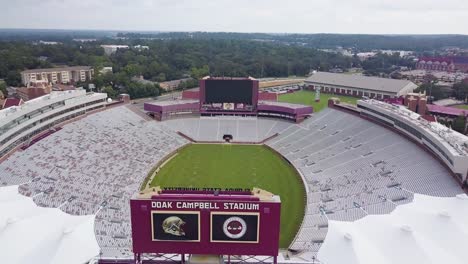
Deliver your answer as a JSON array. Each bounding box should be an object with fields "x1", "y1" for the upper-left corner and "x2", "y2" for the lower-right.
[
  {"x1": 279, "y1": 90, "x2": 358, "y2": 112},
  {"x1": 454, "y1": 104, "x2": 468, "y2": 110},
  {"x1": 148, "y1": 144, "x2": 305, "y2": 248}
]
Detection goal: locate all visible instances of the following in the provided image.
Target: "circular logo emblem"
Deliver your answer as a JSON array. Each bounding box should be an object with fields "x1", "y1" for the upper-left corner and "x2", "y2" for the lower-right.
[{"x1": 223, "y1": 217, "x2": 247, "y2": 239}]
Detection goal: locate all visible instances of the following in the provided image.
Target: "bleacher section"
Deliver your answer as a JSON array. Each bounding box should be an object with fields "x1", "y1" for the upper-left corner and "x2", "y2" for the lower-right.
[
  {"x1": 0, "y1": 106, "x2": 189, "y2": 258},
  {"x1": 0, "y1": 104, "x2": 464, "y2": 261},
  {"x1": 164, "y1": 116, "x2": 293, "y2": 143},
  {"x1": 266, "y1": 108, "x2": 463, "y2": 258}
]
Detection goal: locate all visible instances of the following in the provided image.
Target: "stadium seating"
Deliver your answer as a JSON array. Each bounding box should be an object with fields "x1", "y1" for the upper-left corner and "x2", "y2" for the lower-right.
[
  {"x1": 266, "y1": 108, "x2": 462, "y2": 257},
  {"x1": 164, "y1": 116, "x2": 293, "y2": 143},
  {"x1": 0, "y1": 105, "x2": 463, "y2": 260},
  {"x1": 0, "y1": 106, "x2": 189, "y2": 258}
]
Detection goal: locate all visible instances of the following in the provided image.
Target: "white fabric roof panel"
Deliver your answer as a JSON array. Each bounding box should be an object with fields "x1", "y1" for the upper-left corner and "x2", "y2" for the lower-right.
[
  {"x1": 305, "y1": 72, "x2": 417, "y2": 94},
  {"x1": 318, "y1": 193, "x2": 468, "y2": 264},
  {"x1": 0, "y1": 186, "x2": 99, "y2": 264}
]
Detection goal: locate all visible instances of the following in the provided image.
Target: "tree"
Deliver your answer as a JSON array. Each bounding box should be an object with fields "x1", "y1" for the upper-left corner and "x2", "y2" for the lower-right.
[
  {"x1": 102, "y1": 86, "x2": 118, "y2": 98},
  {"x1": 452, "y1": 79, "x2": 468, "y2": 102},
  {"x1": 5, "y1": 71, "x2": 21, "y2": 86},
  {"x1": 123, "y1": 64, "x2": 142, "y2": 77},
  {"x1": 415, "y1": 83, "x2": 450, "y2": 101},
  {"x1": 0, "y1": 81, "x2": 7, "y2": 97},
  {"x1": 452, "y1": 114, "x2": 466, "y2": 134},
  {"x1": 190, "y1": 65, "x2": 210, "y2": 79}
]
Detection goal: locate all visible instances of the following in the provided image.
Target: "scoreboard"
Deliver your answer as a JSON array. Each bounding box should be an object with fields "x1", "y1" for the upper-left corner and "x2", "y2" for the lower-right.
[
  {"x1": 199, "y1": 77, "x2": 260, "y2": 113},
  {"x1": 130, "y1": 188, "x2": 281, "y2": 257},
  {"x1": 204, "y1": 79, "x2": 253, "y2": 104}
]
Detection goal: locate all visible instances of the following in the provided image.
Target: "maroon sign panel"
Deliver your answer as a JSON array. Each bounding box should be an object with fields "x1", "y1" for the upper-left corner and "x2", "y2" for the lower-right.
[{"x1": 130, "y1": 192, "x2": 281, "y2": 256}]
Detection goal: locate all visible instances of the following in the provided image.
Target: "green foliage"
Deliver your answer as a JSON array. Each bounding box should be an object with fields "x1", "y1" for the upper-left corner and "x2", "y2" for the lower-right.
[
  {"x1": 0, "y1": 39, "x2": 355, "y2": 87},
  {"x1": 415, "y1": 83, "x2": 450, "y2": 101},
  {"x1": 149, "y1": 144, "x2": 305, "y2": 248},
  {"x1": 177, "y1": 79, "x2": 198, "y2": 90},
  {"x1": 362, "y1": 53, "x2": 415, "y2": 77},
  {"x1": 0, "y1": 81, "x2": 7, "y2": 97},
  {"x1": 190, "y1": 65, "x2": 210, "y2": 79},
  {"x1": 5, "y1": 71, "x2": 21, "y2": 86},
  {"x1": 452, "y1": 114, "x2": 466, "y2": 134},
  {"x1": 452, "y1": 80, "x2": 468, "y2": 102},
  {"x1": 124, "y1": 82, "x2": 160, "y2": 99},
  {"x1": 119, "y1": 32, "x2": 468, "y2": 51},
  {"x1": 102, "y1": 86, "x2": 118, "y2": 98}
]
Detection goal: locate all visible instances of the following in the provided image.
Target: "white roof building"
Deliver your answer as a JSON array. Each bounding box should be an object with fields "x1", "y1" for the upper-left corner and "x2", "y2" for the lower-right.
[
  {"x1": 101, "y1": 45, "x2": 129, "y2": 55},
  {"x1": 306, "y1": 72, "x2": 417, "y2": 98}
]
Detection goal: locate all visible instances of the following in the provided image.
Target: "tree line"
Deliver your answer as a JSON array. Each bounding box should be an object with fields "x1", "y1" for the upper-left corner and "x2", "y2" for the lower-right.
[{"x1": 0, "y1": 39, "x2": 357, "y2": 99}]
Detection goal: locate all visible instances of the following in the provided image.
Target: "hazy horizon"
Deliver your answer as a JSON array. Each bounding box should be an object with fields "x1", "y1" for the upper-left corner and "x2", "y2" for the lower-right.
[
  {"x1": 2, "y1": 28, "x2": 468, "y2": 36},
  {"x1": 2, "y1": 0, "x2": 468, "y2": 35}
]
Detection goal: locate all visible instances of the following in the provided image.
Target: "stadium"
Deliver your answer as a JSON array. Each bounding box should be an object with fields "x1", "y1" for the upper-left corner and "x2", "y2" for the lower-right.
[{"x1": 0, "y1": 77, "x2": 467, "y2": 264}]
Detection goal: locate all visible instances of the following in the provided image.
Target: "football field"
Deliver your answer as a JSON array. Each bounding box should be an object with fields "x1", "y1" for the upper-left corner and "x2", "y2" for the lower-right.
[
  {"x1": 279, "y1": 90, "x2": 358, "y2": 112},
  {"x1": 147, "y1": 144, "x2": 306, "y2": 248}
]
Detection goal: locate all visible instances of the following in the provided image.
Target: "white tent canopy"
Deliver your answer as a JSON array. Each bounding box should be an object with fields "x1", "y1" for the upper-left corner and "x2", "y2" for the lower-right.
[
  {"x1": 0, "y1": 185, "x2": 100, "y2": 264},
  {"x1": 318, "y1": 193, "x2": 468, "y2": 264}
]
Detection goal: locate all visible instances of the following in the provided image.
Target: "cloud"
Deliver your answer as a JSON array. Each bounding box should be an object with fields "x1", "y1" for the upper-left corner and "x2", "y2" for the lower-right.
[{"x1": 0, "y1": 0, "x2": 467, "y2": 34}]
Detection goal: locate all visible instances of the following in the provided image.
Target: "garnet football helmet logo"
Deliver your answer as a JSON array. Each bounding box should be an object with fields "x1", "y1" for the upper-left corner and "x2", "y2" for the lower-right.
[
  {"x1": 223, "y1": 217, "x2": 247, "y2": 239},
  {"x1": 162, "y1": 216, "x2": 186, "y2": 236}
]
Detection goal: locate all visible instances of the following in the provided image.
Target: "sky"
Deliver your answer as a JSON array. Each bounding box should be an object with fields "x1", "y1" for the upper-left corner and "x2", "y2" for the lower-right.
[{"x1": 1, "y1": 0, "x2": 468, "y2": 34}]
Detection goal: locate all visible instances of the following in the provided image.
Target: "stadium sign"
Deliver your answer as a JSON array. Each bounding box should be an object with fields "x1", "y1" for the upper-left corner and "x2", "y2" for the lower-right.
[
  {"x1": 162, "y1": 186, "x2": 251, "y2": 192},
  {"x1": 131, "y1": 188, "x2": 281, "y2": 262},
  {"x1": 151, "y1": 201, "x2": 260, "y2": 211}
]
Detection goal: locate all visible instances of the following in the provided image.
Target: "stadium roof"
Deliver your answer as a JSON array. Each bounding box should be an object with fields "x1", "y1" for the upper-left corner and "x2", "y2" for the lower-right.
[
  {"x1": 0, "y1": 90, "x2": 105, "y2": 121},
  {"x1": 305, "y1": 72, "x2": 417, "y2": 94},
  {"x1": 146, "y1": 99, "x2": 198, "y2": 106},
  {"x1": 359, "y1": 99, "x2": 468, "y2": 156},
  {"x1": 0, "y1": 185, "x2": 99, "y2": 264},
  {"x1": 318, "y1": 193, "x2": 468, "y2": 264}
]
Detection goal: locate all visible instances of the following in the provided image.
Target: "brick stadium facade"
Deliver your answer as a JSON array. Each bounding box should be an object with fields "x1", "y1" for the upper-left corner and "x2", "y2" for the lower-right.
[
  {"x1": 416, "y1": 57, "x2": 468, "y2": 72},
  {"x1": 144, "y1": 77, "x2": 313, "y2": 122}
]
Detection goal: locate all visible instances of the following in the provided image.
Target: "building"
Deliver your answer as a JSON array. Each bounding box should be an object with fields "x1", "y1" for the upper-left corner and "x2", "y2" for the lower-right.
[
  {"x1": 100, "y1": 45, "x2": 129, "y2": 55},
  {"x1": 1, "y1": 98, "x2": 23, "y2": 110},
  {"x1": 38, "y1": 40, "x2": 60, "y2": 45},
  {"x1": 305, "y1": 72, "x2": 417, "y2": 99},
  {"x1": 17, "y1": 87, "x2": 50, "y2": 101},
  {"x1": 159, "y1": 78, "x2": 193, "y2": 91},
  {"x1": 15, "y1": 80, "x2": 51, "y2": 101},
  {"x1": 134, "y1": 45, "x2": 149, "y2": 50},
  {"x1": 73, "y1": 38, "x2": 97, "y2": 42},
  {"x1": 416, "y1": 57, "x2": 468, "y2": 73},
  {"x1": 100, "y1": 67, "x2": 113, "y2": 74},
  {"x1": 21, "y1": 66, "x2": 94, "y2": 86},
  {"x1": 400, "y1": 69, "x2": 468, "y2": 85},
  {"x1": 0, "y1": 90, "x2": 108, "y2": 157}
]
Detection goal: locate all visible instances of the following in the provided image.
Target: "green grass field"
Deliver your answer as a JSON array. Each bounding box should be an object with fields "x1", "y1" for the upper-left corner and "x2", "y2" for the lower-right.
[
  {"x1": 279, "y1": 90, "x2": 358, "y2": 112},
  {"x1": 454, "y1": 104, "x2": 468, "y2": 110},
  {"x1": 148, "y1": 144, "x2": 306, "y2": 248}
]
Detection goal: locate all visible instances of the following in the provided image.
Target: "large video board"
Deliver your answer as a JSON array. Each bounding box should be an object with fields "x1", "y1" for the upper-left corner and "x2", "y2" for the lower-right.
[{"x1": 204, "y1": 79, "x2": 253, "y2": 104}]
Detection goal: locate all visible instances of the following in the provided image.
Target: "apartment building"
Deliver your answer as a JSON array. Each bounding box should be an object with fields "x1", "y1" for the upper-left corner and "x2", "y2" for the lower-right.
[{"x1": 21, "y1": 66, "x2": 94, "y2": 86}]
